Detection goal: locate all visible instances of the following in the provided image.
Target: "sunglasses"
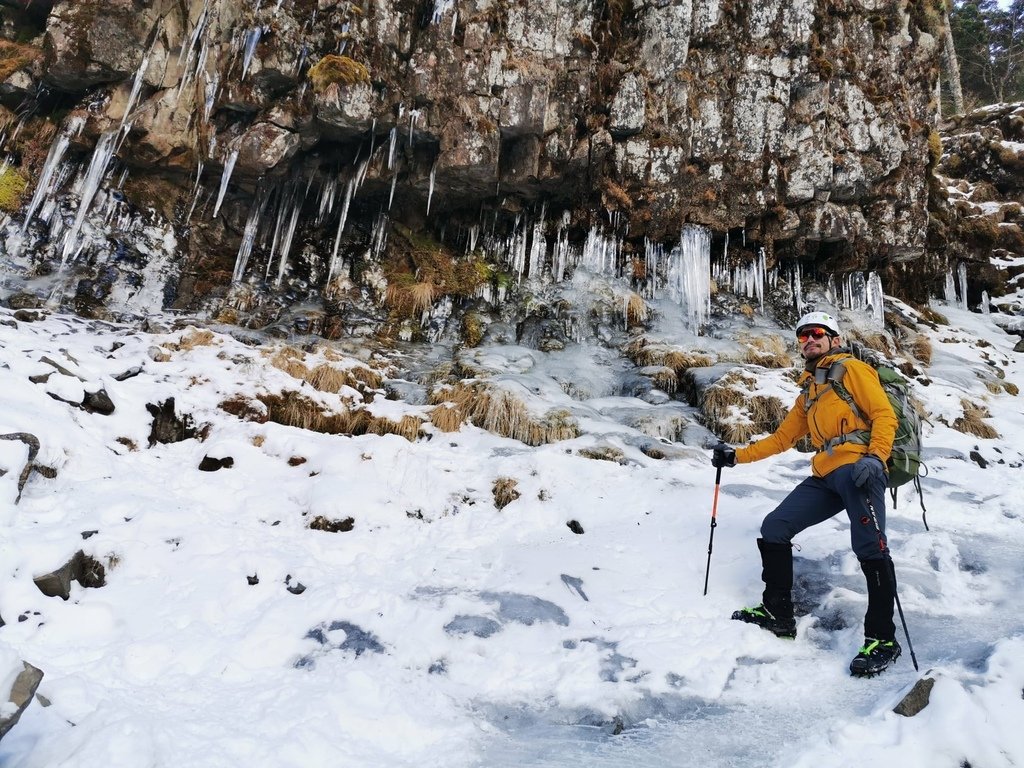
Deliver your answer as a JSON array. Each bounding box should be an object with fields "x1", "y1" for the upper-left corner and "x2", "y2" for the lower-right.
[{"x1": 797, "y1": 327, "x2": 830, "y2": 343}]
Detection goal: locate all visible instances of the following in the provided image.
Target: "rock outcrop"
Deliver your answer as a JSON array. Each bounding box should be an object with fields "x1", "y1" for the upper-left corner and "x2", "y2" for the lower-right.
[{"x1": 0, "y1": 1, "x2": 951, "y2": 333}]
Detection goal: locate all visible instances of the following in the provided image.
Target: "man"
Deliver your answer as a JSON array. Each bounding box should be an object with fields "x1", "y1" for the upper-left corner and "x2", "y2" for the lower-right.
[{"x1": 711, "y1": 311, "x2": 901, "y2": 677}]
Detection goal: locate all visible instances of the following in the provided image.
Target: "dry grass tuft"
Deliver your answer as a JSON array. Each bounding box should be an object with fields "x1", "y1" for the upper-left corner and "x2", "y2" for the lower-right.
[
  {"x1": 166, "y1": 328, "x2": 217, "y2": 351},
  {"x1": 578, "y1": 446, "x2": 626, "y2": 463},
  {"x1": 492, "y1": 477, "x2": 521, "y2": 510},
  {"x1": 735, "y1": 334, "x2": 793, "y2": 369},
  {"x1": 429, "y1": 403, "x2": 465, "y2": 433},
  {"x1": 952, "y1": 398, "x2": 1000, "y2": 439},
  {"x1": 700, "y1": 370, "x2": 788, "y2": 443},
  {"x1": 845, "y1": 329, "x2": 893, "y2": 356},
  {"x1": 308, "y1": 54, "x2": 370, "y2": 93},
  {"x1": 265, "y1": 345, "x2": 382, "y2": 399},
  {"x1": 428, "y1": 381, "x2": 579, "y2": 446},
  {"x1": 625, "y1": 292, "x2": 648, "y2": 326},
  {"x1": 1003, "y1": 381, "x2": 1019, "y2": 396},
  {"x1": 625, "y1": 337, "x2": 713, "y2": 372},
  {"x1": 645, "y1": 366, "x2": 678, "y2": 394},
  {"x1": 247, "y1": 391, "x2": 424, "y2": 442},
  {"x1": 907, "y1": 334, "x2": 933, "y2": 366}
]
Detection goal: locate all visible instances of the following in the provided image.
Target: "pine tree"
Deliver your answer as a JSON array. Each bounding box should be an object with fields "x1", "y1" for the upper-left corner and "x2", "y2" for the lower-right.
[{"x1": 950, "y1": 0, "x2": 1024, "y2": 106}]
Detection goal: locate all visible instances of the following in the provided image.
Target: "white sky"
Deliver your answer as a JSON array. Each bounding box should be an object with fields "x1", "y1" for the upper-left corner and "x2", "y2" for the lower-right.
[{"x1": 0, "y1": 281, "x2": 1022, "y2": 766}]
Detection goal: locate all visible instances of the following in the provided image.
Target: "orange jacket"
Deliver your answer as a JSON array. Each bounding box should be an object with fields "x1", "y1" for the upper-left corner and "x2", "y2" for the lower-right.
[{"x1": 734, "y1": 351, "x2": 898, "y2": 478}]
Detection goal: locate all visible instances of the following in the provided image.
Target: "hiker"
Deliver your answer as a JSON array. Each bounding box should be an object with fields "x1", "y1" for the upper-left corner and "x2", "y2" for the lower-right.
[{"x1": 710, "y1": 311, "x2": 902, "y2": 677}]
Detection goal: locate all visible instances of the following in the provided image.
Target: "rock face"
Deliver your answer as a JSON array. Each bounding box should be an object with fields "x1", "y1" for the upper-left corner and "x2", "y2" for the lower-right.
[
  {"x1": 0, "y1": 0, "x2": 946, "y2": 331},
  {"x1": 935, "y1": 103, "x2": 1024, "y2": 313}
]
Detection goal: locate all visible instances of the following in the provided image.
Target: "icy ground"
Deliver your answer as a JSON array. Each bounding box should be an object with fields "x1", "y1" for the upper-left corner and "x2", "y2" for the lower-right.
[{"x1": 0, "y1": 297, "x2": 1022, "y2": 768}]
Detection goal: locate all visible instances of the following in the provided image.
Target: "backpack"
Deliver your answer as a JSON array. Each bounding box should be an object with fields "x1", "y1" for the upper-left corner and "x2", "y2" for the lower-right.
[{"x1": 801, "y1": 344, "x2": 930, "y2": 529}]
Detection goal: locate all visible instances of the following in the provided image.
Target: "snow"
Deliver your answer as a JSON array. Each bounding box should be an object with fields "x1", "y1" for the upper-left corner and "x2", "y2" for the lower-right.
[{"x1": 1, "y1": 298, "x2": 1023, "y2": 768}]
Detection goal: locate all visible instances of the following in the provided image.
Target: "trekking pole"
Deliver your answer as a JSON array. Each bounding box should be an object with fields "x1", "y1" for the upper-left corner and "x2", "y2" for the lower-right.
[
  {"x1": 864, "y1": 496, "x2": 920, "y2": 671},
  {"x1": 702, "y1": 466, "x2": 723, "y2": 596}
]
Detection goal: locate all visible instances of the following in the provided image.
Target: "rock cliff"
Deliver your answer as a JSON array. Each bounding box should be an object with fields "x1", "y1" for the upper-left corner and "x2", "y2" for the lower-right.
[{"x1": 0, "y1": 0, "x2": 954, "y2": 333}]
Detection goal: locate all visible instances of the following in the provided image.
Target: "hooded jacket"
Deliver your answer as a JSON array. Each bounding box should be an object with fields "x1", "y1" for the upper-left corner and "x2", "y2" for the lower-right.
[{"x1": 734, "y1": 349, "x2": 898, "y2": 478}]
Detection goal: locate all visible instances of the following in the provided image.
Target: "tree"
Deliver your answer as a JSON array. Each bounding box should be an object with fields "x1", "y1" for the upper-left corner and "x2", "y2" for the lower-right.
[
  {"x1": 985, "y1": 0, "x2": 1024, "y2": 102},
  {"x1": 950, "y1": 0, "x2": 1024, "y2": 106},
  {"x1": 942, "y1": 1, "x2": 966, "y2": 114}
]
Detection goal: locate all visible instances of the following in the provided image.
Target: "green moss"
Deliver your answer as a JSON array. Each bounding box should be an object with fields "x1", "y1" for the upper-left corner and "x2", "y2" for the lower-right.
[{"x1": 0, "y1": 166, "x2": 28, "y2": 212}]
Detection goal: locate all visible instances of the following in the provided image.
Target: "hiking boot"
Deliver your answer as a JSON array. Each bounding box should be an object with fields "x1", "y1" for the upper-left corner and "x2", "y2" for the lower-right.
[
  {"x1": 849, "y1": 638, "x2": 901, "y2": 677},
  {"x1": 731, "y1": 604, "x2": 797, "y2": 638}
]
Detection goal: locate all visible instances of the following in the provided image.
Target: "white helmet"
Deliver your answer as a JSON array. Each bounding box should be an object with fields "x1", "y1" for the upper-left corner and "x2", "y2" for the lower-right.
[{"x1": 795, "y1": 311, "x2": 840, "y2": 336}]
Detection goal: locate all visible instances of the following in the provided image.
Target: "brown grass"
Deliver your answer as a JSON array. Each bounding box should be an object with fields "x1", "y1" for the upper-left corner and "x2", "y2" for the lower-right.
[
  {"x1": 908, "y1": 334, "x2": 932, "y2": 366},
  {"x1": 700, "y1": 370, "x2": 788, "y2": 443},
  {"x1": 429, "y1": 403, "x2": 465, "y2": 432},
  {"x1": 735, "y1": 334, "x2": 793, "y2": 368},
  {"x1": 625, "y1": 292, "x2": 648, "y2": 326},
  {"x1": 845, "y1": 329, "x2": 893, "y2": 356},
  {"x1": 952, "y1": 398, "x2": 1000, "y2": 439},
  {"x1": 0, "y1": 40, "x2": 41, "y2": 83},
  {"x1": 265, "y1": 345, "x2": 382, "y2": 399},
  {"x1": 625, "y1": 338, "x2": 713, "y2": 372},
  {"x1": 492, "y1": 477, "x2": 521, "y2": 510},
  {"x1": 165, "y1": 328, "x2": 218, "y2": 351},
  {"x1": 308, "y1": 54, "x2": 370, "y2": 93},
  {"x1": 223, "y1": 391, "x2": 425, "y2": 442},
  {"x1": 428, "y1": 381, "x2": 579, "y2": 446},
  {"x1": 646, "y1": 366, "x2": 678, "y2": 394}
]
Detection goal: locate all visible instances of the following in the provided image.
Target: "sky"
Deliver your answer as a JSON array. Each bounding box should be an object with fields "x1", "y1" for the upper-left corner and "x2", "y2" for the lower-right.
[{"x1": 0, "y1": 269, "x2": 1023, "y2": 767}]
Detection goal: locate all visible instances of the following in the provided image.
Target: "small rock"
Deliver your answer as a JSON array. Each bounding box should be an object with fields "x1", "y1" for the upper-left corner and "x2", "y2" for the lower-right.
[
  {"x1": 567, "y1": 520, "x2": 585, "y2": 534},
  {"x1": 969, "y1": 450, "x2": 988, "y2": 468},
  {"x1": 247, "y1": 574, "x2": 259, "y2": 585},
  {"x1": 198, "y1": 455, "x2": 234, "y2": 471},
  {"x1": 893, "y1": 676, "x2": 936, "y2": 717},
  {"x1": 0, "y1": 661, "x2": 44, "y2": 741},
  {"x1": 33, "y1": 551, "x2": 107, "y2": 599},
  {"x1": 82, "y1": 389, "x2": 115, "y2": 415}
]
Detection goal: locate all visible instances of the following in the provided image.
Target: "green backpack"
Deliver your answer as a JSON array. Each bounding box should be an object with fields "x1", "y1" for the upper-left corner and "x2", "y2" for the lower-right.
[{"x1": 802, "y1": 345, "x2": 929, "y2": 528}]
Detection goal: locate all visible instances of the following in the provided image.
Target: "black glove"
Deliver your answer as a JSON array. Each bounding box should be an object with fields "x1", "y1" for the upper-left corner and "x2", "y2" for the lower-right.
[
  {"x1": 711, "y1": 442, "x2": 737, "y2": 468},
  {"x1": 852, "y1": 455, "x2": 886, "y2": 488}
]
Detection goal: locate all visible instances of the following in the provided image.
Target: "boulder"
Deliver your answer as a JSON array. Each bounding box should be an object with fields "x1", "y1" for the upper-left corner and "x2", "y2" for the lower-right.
[{"x1": 0, "y1": 660, "x2": 44, "y2": 742}]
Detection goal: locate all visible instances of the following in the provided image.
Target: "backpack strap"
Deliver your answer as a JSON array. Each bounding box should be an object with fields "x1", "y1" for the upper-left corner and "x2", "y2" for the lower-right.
[{"x1": 802, "y1": 357, "x2": 872, "y2": 456}]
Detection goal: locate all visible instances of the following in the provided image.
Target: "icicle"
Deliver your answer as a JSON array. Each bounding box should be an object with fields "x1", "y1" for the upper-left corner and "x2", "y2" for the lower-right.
[
  {"x1": 20, "y1": 130, "x2": 72, "y2": 234},
  {"x1": 212, "y1": 148, "x2": 239, "y2": 218},
  {"x1": 957, "y1": 262, "x2": 969, "y2": 311},
  {"x1": 426, "y1": 162, "x2": 436, "y2": 216},
  {"x1": 60, "y1": 130, "x2": 119, "y2": 266},
  {"x1": 943, "y1": 268, "x2": 957, "y2": 304},
  {"x1": 327, "y1": 179, "x2": 355, "y2": 282},
  {"x1": 408, "y1": 109, "x2": 419, "y2": 148},
  {"x1": 241, "y1": 28, "x2": 263, "y2": 80},
  {"x1": 527, "y1": 203, "x2": 546, "y2": 280},
  {"x1": 667, "y1": 224, "x2": 711, "y2": 330},
  {"x1": 432, "y1": 0, "x2": 456, "y2": 23},
  {"x1": 981, "y1": 289, "x2": 990, "y2": 314},
  {"x1": 230, "y1": 185, "x2": 266, "y2": 284},
  {"x1": 387, "y1": 128, "x2": 397, "y2": 170},
  {"x1": 274, "y1": 200, "x2": 302, "y2": 287},
  {"x1": 388, "y1": 174, "x2": 397, "y2": 210},
  {"x1": 867, "y1": 271, "x2": 884, "y2": 327},
  {"x1": 317, "y1": 174, "x2": 337, "y2": 224},
  {"x1": 203, "y1": 73, "x2": 219, "y2": 123}
]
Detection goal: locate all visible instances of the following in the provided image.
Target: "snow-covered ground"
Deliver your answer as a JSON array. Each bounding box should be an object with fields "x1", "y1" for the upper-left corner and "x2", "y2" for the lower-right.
[{"x1": 0, "y1": 295, "x2": 1022, "y2": 768}]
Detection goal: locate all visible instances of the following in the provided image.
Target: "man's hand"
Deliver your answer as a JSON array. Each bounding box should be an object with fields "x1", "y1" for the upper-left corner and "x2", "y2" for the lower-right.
[
  {"x1": 852, "y1": 455, "x2": 886, "y2": 488},
  {"x1": 711, "y1": 443, "x2": 737, "y2": 468}
]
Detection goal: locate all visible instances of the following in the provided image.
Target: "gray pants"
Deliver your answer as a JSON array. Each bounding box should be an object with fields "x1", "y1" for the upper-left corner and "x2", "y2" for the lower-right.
[{"x1": 761, "y1": 462, "x2": 889, "y2": 561}]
